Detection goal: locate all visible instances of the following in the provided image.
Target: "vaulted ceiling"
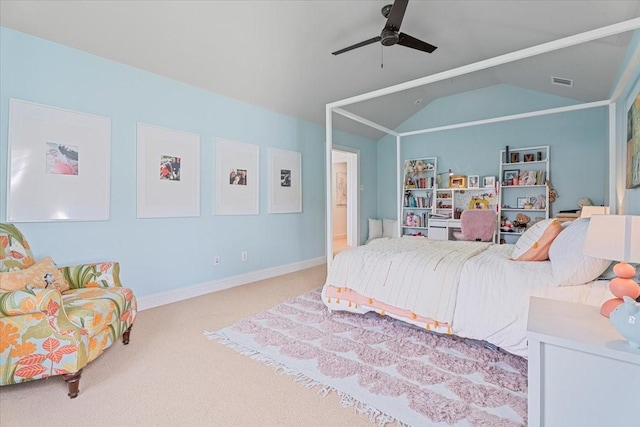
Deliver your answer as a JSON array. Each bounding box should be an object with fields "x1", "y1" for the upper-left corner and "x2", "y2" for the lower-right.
[{"x1": 2, "y1": 1, "x2": 640, "y2": 140}]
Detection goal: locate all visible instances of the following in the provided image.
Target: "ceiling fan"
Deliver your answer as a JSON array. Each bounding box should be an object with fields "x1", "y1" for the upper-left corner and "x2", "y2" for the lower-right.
[{"x1": 332, "y1": 0, "x2": 437, "y2": 56}]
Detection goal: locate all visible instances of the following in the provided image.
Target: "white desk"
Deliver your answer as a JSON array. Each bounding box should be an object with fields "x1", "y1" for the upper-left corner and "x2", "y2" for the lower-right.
[
  {"x1": 427, "y1": 218, "x2": 461, "y2": 240},
  {"x1": 527, "y1": 297, "x2": 640, "y2": 427}
]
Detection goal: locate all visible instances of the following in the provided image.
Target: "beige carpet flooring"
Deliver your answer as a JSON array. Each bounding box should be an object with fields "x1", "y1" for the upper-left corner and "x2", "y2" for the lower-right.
[{"x1": 0, "y1": 265, "x2": 372, "y2": 427}]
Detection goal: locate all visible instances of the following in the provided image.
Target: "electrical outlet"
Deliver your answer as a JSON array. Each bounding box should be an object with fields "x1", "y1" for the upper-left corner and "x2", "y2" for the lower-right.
[
  {"x1": 241, "y1": 251, "x2": 248, "y2": 262},
  {"x1": 213, "y1": 256, "x2": 220, "y2": 265}
]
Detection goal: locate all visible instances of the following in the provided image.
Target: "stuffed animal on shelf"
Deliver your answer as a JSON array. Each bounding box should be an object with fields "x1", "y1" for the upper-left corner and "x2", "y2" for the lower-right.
[
  {"x1": 533, "y1": 194, "x2": 546, "y2": 209},
  {"x1": 513, "y1": 213, "x2": 530, "y2": 229}
]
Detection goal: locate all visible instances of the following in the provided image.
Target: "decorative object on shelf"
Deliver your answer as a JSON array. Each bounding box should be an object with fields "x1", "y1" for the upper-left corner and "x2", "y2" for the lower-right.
[
  {"x1": 517, "y1": 197, "x2": 527, "y2": 209},
  {"x1": 503, "y1": 169, "x2": 520, "y2": 186},
  {"x1": 537, "y1": 151, "x2": 542, "y2": 161},
  {"x1": 524, "y1": 153, "x2": 535, "y2": 162},
  {"x1": 404, "y1": 159, "x2": 433, "y2": 177},
  {"x1": 577, "y1": 197, "x2": 593, "y2": 208},
  {"x1": 609, "y1": 296, "x2": 640, "y2": 348},
  {"x1": 469, "y1": 198, "x2": 489, "y2": 210},
  {"x1": 583, "y1": 215, "x2": 640, "y2": 317},
  {"x1": 504, "y1": 145, "x2": 510, "y2": 163},
  {"x1": 512, "y1": 213, "x2": 530, "y2": 230},
  {"x1": 510, "y1": 152, "x2": 520, "y2": 163},
  {"x1": 468, "y1": 175, "x2": 480, "y2": 188},
  {"x1": 449, "y1": 175, "x2": 466, "y2": 188},
  {"x1": 436, "y1": 168, "x2": 454, "y2": 186},
  {"x1": 546, "y1": 179, "x2": 558, "y2": 203},
  {"x1": 532, "y1": 194, "x2": 546, "y2": 209},
  {"x1": 483, "y1": 176, "x2": 495, "y2": 188}
]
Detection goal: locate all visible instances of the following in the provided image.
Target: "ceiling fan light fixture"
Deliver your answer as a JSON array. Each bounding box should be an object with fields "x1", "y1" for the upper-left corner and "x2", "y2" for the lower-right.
[{"x1": 381, "y1": 29, "x2": 399, "y2": 46}]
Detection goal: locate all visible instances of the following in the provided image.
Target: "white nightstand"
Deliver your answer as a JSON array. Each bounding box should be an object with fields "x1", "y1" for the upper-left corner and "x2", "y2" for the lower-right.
[{"x1": 527, "y1": 297, "x2": 640, "y2": 427}]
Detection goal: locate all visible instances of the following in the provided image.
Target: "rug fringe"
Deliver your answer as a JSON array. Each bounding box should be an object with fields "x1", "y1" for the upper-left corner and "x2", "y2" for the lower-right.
[{"x1": 203, "y1": 330, "x2": 407, "y2": 427}]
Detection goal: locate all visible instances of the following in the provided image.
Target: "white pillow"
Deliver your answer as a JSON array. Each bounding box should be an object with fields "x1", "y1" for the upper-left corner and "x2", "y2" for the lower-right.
[
  {"x1": 548, "y1": 218, "x2": 612, "y2": 286},
  {"x1": 382, "y1": 218, "x2": 398, "y2": 238},
  {"x1": 368, "y1": 218, "x2": 383, "y2": 241}
]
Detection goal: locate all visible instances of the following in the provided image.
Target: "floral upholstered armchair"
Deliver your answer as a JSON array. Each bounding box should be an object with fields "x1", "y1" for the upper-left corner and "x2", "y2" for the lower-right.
[{"x1": 0, "y1": 223, "x2": 137, "y2": 398}]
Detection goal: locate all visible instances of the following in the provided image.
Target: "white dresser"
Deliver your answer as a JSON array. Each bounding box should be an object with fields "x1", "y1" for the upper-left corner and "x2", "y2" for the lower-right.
[{"x1": 527, "y1": 297, "x2": 640, "y2": 427}]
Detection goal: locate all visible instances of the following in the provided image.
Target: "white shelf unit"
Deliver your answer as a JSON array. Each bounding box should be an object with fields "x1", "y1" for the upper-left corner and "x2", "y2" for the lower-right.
[
  {"x1": 498, "y1": 146, "x2": 550, "y2": 244},
  {"x1": 401, "y1": 157, "x2": 437, "y2": 237}
]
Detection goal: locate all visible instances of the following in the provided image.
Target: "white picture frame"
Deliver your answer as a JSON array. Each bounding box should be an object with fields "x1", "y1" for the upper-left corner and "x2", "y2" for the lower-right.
[
  {"x1": 136, "y1": 123, "x2": 200, "y2": 218},
  {"x1": 483, "y1": 176, "x2": 496, "y2": 188},
  {"x1": 7, "y1": 99, "x2": 111, "y2": 222},
  {"x1": 468, "y1": 175, "x2": 480, "y2": 189},
  {"x1": 268, "y1": 148, "x2": 302, "y2": 213},
  {"x1": 215, "y1": 138, "x2": 259, "y2": 215}
]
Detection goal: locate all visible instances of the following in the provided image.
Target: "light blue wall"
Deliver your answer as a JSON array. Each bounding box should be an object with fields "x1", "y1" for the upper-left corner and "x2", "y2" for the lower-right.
[
  {"x1": 377, "y1": 85, "x2": 609, "y2": 219},
  {"x1": 0, "y1": 27, "x2": 377, "y2": 298},
  {"x1": 615, "y1": 30, "x2": 640, "y2": 214}
]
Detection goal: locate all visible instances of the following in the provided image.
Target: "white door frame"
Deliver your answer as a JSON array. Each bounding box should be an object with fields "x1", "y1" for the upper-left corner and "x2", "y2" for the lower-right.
[{"x1": 331, "y1": 147, "x2": 359, "y2": 249}]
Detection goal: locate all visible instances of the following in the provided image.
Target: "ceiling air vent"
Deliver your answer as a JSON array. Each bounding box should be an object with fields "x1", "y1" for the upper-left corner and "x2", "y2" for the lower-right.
[{"x1": 551, "y1": 76, "x2": 573, "y2": 87}]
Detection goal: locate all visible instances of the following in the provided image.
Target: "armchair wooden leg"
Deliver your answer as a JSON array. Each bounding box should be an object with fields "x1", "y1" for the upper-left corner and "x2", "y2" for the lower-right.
[
  {"x1": 122, "y1": 325, "x2": 133, "y2": 345},
  {"x1": 62, "y1": 369, "x2": 82, "y2": 399}
]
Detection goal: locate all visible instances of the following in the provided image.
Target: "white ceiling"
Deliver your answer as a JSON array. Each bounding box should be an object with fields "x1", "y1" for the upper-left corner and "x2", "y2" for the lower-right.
[{"x1": 2, "y1": 1, "x2": 640, "y2": 140}]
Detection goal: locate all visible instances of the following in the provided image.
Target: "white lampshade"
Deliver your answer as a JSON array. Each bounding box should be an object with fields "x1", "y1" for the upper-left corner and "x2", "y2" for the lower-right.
[
  {"x1": 583, "y1": 215, "x2": 640, "y2": 263},
  {"x1": 580, "y1": 206, "x2": 610, "y2": 218}
]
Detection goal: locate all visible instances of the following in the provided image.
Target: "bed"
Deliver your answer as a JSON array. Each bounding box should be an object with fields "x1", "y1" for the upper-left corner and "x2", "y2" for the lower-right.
[{"x1": 322, "y1": 218, "x2": 616, "y2": 357}]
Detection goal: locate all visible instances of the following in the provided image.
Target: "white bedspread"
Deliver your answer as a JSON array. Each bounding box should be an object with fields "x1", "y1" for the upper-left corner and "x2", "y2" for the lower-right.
[
  {"x1": 324, "y1": 238, "x2": 615, "y2": 358},
  {"x1": 325, "y1": 237, "x2": 491, "y2": 324},
  {"x1": 453, "y1": 243, "x2": 613, "y2": 357}
]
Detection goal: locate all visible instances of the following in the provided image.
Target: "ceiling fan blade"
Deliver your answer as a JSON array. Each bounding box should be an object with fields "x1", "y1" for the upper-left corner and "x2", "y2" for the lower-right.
[
  {"x1": 332, "y1": 36, "x2": 382, "y2": 55},
  {"x1": 384, "y1": 0, "x2": 409, "y2": 31},
  {"x1": 397, "y1": 32, "x2": 437, "y2": 53}
]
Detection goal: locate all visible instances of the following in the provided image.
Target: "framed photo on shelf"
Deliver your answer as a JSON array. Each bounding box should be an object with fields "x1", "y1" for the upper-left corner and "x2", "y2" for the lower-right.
[
  {"x1": 467, "y1": 175, "x2": 480, "y2": 188},
  {"x1": 503, "y1": 169, "x2": 520, "y2": 186},
  {"x1": 483, "y1": 176, "x2": 495, "y2": 188},
  {"x1": 449, "y1": 175, "x2": 467, "y2": 188},
  {"x1": 510, "y1": 152, "x2": 520, "y2": 163},
  {"x1": 517, "y1": 197, "x2": 527, "y2": 209}
]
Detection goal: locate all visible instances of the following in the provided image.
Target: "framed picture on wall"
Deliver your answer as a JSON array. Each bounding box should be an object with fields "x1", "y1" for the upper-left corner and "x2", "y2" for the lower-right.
[
  {"x1": 215, "y1": 138, "x2": 259, "y2": 215},
  {"x1": 268, "y1": 148, "x2": 302, "y2": 213},
  {"x1": 7, "y1": 98, "x2": 111, "y2": 222},
  {"x1": 626, "y1": 91, "x2": 640, "y2": 189},
  {"x1": 136, "y1": 123, "x2": 200, "y2": 218}
]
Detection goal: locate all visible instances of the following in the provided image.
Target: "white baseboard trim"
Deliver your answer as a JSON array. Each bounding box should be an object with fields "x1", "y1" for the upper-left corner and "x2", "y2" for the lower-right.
[{"x1": 137, "y1": 257, "x2": 326, "y2": 311}]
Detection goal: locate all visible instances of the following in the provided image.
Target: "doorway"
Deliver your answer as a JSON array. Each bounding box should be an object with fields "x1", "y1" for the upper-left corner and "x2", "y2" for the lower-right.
[{"x1": 331, "y1": 148, "x2": 359, "y2": 255}]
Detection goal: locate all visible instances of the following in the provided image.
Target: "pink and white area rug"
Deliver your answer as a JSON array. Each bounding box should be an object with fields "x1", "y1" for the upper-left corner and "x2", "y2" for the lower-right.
[{"x1": 204, "y1": 289, "x2": 527, "y2": 426}]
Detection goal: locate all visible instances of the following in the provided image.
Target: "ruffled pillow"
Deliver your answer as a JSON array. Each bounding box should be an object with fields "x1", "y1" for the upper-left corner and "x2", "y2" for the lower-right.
[{"x1": 0, "y1": 256, "x2": 70, "y2": 292}]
